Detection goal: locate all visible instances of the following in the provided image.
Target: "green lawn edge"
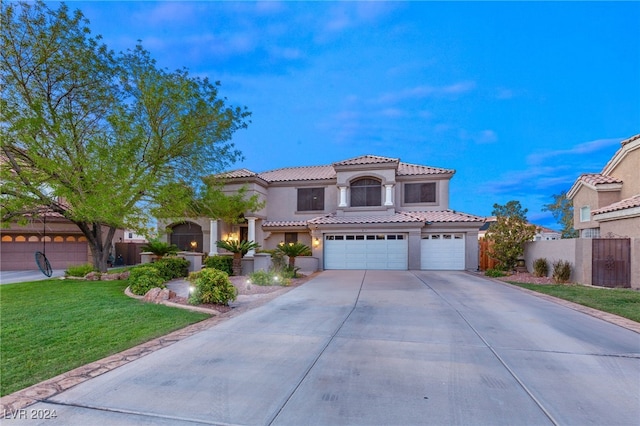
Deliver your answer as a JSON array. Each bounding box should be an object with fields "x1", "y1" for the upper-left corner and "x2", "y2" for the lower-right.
[
  {"x1": 0, "y1": 278, "x2": 210, "y2": 397},
  {"x1": 507, "y1": 282, "x2": 640, "y2": 323}
]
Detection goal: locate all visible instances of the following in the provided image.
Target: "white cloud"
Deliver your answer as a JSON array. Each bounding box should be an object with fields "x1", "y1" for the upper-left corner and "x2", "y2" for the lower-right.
[
  {"x1": 376, "y1": 81, "x2": 476, "y2": 104},
  {"x1": 527, "y1": 137, "x2": 620, "y2": 165}
]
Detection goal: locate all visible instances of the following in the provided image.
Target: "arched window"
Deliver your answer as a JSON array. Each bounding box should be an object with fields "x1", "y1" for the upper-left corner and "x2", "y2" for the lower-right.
[{"x1": 351, "y1": 178, "x2": 382, "y2": 207}]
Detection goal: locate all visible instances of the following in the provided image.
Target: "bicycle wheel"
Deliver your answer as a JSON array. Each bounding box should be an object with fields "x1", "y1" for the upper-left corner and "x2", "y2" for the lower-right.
[{"x1": 35, "y1": 251, "x2": 53, "y2": 277}]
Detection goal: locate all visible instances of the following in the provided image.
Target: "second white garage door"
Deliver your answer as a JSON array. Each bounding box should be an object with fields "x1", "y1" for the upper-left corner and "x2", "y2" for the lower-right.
[
  {"x1": 421, "y1": 233, "x2": 465, "y2": 270},
  {"x1": 324, "y1": 234, "x2": 408, "y2": 270}
]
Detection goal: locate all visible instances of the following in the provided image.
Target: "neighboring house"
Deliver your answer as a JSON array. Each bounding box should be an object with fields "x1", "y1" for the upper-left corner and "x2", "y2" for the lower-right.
[
  {"x1": 478, "y1": 216, "x2": 561, "y2": 240},
  {"x1": 567, "y1": 134, "x2": 640, "y2": 238},
  {"x1": 0, "y1": 212, "x2": 125, "y2": 271},
  {"x1": 161, "y1": 155, "x2": 484, "y2": 271},
  {"x1": 563, "y1": 133, "x2": 639, "y2": 288}
]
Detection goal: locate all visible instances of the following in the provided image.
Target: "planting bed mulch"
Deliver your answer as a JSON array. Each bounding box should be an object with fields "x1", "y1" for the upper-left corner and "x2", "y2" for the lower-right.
[
  {"x1": 497, "y1": 271, "x2": 556, "y2": 285},
  {"x1": 167, "y1": 273, "x2": 317, "y2": 314}
]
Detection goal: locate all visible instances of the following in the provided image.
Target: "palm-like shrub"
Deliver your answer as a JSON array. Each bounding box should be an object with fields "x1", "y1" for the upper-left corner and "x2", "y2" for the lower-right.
[
  {"x1": 215, "y1": 240, "x2": 260, "y2": 275},
  {"x1": 277, "y1": 242, "x2": 311, "y2": 269},
  {"x1": 141, "y1": 239, "x2": 179, "y2": 257}
]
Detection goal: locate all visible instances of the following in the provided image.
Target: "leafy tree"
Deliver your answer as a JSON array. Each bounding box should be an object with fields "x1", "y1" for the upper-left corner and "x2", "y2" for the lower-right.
[
  {"x1": 277, "y1": 242, "x2": 312, "y2": 269},
  {"x1": 542, "y1": 191, "x2": 578, "y2": 238},
  {"x1": 486, "y1": 200, "x2": 537, "y2": 271},
  {"x1": 215, "y1": 240, "x2": 260, "y2": 276},
  {"x1": 192, "y1": 179, "x2": 265, "y2": 225},
  {"x1": 1, "y1": 1, "x2": 249, "y2": 272}
]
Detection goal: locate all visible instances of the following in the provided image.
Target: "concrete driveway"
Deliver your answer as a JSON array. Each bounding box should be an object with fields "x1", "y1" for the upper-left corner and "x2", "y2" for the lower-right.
[{"x1": 4, "y1": 270, "x2": 639, "y2": 425}]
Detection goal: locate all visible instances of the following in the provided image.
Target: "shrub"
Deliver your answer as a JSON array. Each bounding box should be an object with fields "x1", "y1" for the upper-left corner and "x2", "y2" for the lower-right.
[
  {"x1": 485, "y1": 269, "x2": 507, "y2": 278},
  {"x1": 533, "y1": 258, "x2": 549, "y2": 277},
  {"x1": 552, "y1": 260, "x2": 572, "y2": 283},
  {"x1": 249, "y1": 270, "x2": 277, "y2": 286},
  {"x1": 148, "y1": 257, "x2": 190, "y2": 281},
  {"x1": 128, "y1": 266, "x2": 165, "y2": 296},
  {"x1": 188, "y1": 268, "x2": 237, "y2": 305},
  {"x1": 204, "y1": 255, "x2": 233, "y2": 275},
  {"x1": 65, "y1": 263, "x2": 94, "y2": 277},
  {"x1": 141, "y1": 239, "x2": 179, "y2": 256}
]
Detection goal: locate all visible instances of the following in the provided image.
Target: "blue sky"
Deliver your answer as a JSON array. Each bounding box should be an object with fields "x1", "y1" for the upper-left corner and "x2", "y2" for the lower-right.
[{"x1": 70, "y1": 1, "x2": 639, "y2": 229}]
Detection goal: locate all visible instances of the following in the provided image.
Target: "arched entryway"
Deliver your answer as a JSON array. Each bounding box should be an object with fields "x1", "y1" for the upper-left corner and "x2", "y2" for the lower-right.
[{"x1": 169, "y1": 222, "x2": 203, "y2": 252}]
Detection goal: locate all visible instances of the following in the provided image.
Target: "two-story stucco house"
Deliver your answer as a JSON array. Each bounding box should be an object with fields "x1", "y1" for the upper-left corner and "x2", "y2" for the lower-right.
[
  {"x1": 567, "y1": 134, "x2": 640, "y2": 238},
  {"x1": 163, "y1": 155, "x2": 484, "y2": 271}
]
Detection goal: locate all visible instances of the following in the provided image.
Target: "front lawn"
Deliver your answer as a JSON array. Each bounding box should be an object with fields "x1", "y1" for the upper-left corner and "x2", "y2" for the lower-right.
[
  {"x1": 0, "y1": 278, "x2": 209, "y2": 397},
  {"x1": 508, "y1": 282, "x2": 640, "y2": 323}
]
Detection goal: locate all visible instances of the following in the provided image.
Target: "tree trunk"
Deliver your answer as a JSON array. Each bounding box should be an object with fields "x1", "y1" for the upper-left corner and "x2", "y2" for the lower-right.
[
  {"x1": 288, "y1": 256, "x2": 296, "y2": 269},
  {"x1": 232, "y1": 253, "x2": 242, "y2": 276},
  {"x1": 76, "y1": 222, "x2": 117, "y2": 273}
]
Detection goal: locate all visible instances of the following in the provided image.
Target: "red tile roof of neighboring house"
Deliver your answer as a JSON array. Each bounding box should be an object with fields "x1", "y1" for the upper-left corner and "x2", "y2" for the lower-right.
[
  {"x1": 578, "y1": 173, "x2": 623, "y2": 186},
  {"x1": 621, "y1": 133, "x2": 640, "y2": 147},
  {"x1": 592, "y1": 194, "x2": 640, "y2": 215}
]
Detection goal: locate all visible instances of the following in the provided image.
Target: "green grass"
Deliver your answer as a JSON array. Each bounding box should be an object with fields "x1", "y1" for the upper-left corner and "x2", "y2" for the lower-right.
[
  {"x1": 508, "y1": 282, "x2": 640, "y2": 323},
  {"x1": 0, "y1": 278, "x2": 209, "y2": 397}
]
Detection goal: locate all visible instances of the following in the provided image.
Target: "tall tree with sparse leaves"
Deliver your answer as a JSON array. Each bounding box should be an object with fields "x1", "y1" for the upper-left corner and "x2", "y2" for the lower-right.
[
  {"x1": 542, "y1": 191, "x2": 578, "y2": 238},
  {"x1": 486, "y1": 200, "x2": 537, "y2": 271},
  {"x1": 1, "y1": 1, "x2": 250, "y2": 272}
]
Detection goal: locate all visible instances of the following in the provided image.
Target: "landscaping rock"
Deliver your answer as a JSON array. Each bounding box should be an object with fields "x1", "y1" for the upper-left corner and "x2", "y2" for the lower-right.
[{"x1": 143, "y1": 288, "x2": 176, "y2": 304}]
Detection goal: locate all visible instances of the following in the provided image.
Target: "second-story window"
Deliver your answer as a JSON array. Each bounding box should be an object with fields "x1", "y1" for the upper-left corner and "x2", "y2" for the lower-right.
[
  {"x1": 404, "y1": 182, "x2": 436, "y2": 203},
  {"x1": 351, "y1": 178, "x2": 381, "y2": 207},
  {"x1": 297, "y1": 188, "x2": 324, "y2": 211}
]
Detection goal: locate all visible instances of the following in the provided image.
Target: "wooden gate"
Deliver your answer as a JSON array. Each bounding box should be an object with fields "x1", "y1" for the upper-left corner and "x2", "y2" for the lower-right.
[
  {"x1": 115, "y1": 242, "x2": 145, "y2": 266},
  {"x1": 592, "y1": 238, "x2": 630, "y2": 288},
  {"x1": 478, "y1": 238, "x2": 497, "y2": 271}
]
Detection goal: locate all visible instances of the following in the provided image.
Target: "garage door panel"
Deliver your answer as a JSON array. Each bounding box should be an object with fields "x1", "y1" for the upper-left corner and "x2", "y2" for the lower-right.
[
  {"x1": 1, "y1": 241, "x2": 88, "y2": 271},
  {"x1": 325, "y1": 235, "x2": 407, "y2": 270},
  {"x1": 421, "y1": 234, "x2": 465, "y2": 270}
]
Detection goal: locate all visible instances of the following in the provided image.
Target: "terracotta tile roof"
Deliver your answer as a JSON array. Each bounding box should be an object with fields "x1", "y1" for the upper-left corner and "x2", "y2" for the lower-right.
[
  {"x1": 578, "y1": 173, "x2": 623, "y2": 186},
  {"x1": 262, "y1": 220, "x2": 309, "y2": 228},
  {"x1": 397, "y1": 162, "x2": 454, "y2": 176},
  {"x1": 308, "y1": 212, "x2": 422, "y2": 225},
  {"x1": 621, "y1": 133, "x2": 640, "y2": 147},
  {"x1": 251, "y1": 156, "x2": 452, "y2": 183},
  {"x1": 216, "y1": 168, "x2": 258, "y2": 179},
  {"x1": 307, "y1": 210, "x2": 484, "y2": 225},
  {"x1": 592, "y1": 194, "x2": 640, "y2": 215},
  {"x1": 403, "y1": 210, "x2": 485, "y2": 223},
  {"x1": 258, "y1": 165, "x2": 336, "y2": 182},
  {"x1": 333, "y1": 155, "x2": 399, "y2": 166}
]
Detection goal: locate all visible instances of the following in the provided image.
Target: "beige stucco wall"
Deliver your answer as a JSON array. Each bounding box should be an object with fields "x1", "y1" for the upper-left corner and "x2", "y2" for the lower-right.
[
  {"x1": 524, "y1": 239, "x2": 591, "y2": 284},
  {"x1": 599, "y1": 216, "x2": 640, "y2": 238},
  {"x1": 572, "y1": 187, "x2": 600, "y2": 231},
  {"x1": 608, "y1": 143, "x2": 639, "y2": 199}
]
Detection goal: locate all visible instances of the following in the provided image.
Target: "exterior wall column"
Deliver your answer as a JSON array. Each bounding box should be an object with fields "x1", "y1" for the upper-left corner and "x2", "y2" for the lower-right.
[
  {"x1": 246, "y1": 217, "x2": 256, "y2": 257},
  {"x1": 338, "y1": 186, "x2": 347, "y2": 207},
  {"x1": 209, "y1": 219, "x2": 218, "y2": 255},
  {"x1": 384, "y1": 184, "x2": 394, "y2": 206}
]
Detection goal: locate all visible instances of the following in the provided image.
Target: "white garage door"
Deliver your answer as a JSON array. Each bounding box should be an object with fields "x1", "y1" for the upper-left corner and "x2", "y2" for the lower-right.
[
  {"x1": 324, "y1": 234, "x2": 408, "y2": 270},
  {"x1": 421, "y1": 233, "x2": 465, "y2": 270}
]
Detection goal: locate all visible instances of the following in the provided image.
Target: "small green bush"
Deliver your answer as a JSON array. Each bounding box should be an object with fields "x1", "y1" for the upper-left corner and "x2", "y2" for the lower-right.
[
  {"x1": 552, "y1": 260, "x2": 572, "y2": 283},
  {"x1": 188, "y1": 268, "x2": 237, "y2": 305},
  {"x1": 65, "y1": 263, "x2": 94, "y2": 277},
  {"x1": 148, "y1": 257, "x2": 190, "y2": 281},
  {"x1": 533, "y1": 258, "x2": 549, "y2": 277},
  {"x1": 485, "y1": 269, "x2": 507, "y2": 278},
  {"x1": 204, "y1": 255, "x2": 233, "y2": 275},
  {"x1": 248, "y1": 270, "x2": 276, "y2": 286},
  {"x1": 128, "y1": 266, "x2": 165, "y2": 296}
]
